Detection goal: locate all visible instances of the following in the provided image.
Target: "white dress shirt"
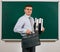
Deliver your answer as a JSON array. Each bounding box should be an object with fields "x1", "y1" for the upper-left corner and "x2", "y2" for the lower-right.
[{"x1": 13, "y1": 14, "x2": 34, "y2": 36}]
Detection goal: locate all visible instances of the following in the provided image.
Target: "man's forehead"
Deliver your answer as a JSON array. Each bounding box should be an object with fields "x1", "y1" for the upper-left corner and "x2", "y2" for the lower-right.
[{"x1": 25, "y1": 7, "x2": 32, "y2": 9}]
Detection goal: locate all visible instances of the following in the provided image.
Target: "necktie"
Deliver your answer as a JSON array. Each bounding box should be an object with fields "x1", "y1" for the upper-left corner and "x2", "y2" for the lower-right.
[
  {"x1": 29, "y1": 17, "x2": 34, "y2": 33},
  {"x1": 29, "y1": 17, "x2": 32, "y2": 26}
]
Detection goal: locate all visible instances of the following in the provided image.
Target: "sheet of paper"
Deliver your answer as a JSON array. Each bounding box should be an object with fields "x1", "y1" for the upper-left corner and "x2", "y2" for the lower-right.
[{"x1": 39, "y1": 18, "x2": 43, "y2": 31}]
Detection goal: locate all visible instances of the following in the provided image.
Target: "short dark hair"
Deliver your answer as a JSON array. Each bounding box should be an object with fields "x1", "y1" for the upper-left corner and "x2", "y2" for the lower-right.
[{"x1": 24, "y1": 5, "x2": 32, "y2": 9}]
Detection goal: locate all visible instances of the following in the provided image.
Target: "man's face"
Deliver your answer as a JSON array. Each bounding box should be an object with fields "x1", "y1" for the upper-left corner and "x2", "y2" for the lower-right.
[{"x1": 24, "y1": 7, "x2": 32, "y2": 16}]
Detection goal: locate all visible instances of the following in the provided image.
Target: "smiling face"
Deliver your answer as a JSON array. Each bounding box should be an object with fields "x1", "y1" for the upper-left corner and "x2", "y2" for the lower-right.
[{"x1": 24, "y1": 6, "x2": 32, "y2": 16}]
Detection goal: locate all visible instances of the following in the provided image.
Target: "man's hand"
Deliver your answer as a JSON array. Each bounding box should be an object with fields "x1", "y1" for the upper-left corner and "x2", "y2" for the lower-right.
[
  {"x1": 26, "y1": 29, "x2": 31, "y2": 35},
  {"x1": 41, "y1": 27, "x2": 45, "y2": 32}
]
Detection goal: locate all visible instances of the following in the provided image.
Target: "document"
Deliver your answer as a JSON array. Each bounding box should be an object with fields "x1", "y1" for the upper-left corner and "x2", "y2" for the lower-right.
[
  {"x1": 39, "y1": 18, "x2": 43, "y2": 31},
  {"x1": 34, "y1": 18, "x2": 43, "y2": 32}
]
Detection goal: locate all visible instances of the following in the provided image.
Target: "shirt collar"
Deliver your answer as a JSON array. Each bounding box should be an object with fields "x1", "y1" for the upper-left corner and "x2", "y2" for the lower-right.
[{"x1": 24, "y1": 14, "x2": 31, "y2": 18}]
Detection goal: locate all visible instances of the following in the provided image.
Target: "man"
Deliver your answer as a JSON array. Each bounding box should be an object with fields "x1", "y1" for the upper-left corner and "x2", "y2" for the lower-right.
[{"x1": 13, "y1": 5, "x2": 44, "y2": 52}]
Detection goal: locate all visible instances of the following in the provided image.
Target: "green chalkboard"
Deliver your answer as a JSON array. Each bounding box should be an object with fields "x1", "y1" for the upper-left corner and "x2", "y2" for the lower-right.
[{"x1": 2, "y1": 2, "x2": 58, "y2": 41}]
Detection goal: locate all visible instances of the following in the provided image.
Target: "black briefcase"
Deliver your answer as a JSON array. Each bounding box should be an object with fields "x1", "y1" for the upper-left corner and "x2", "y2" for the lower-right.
[{"x1": 21, "y1": 33, "x2": 40, "y2": 48}]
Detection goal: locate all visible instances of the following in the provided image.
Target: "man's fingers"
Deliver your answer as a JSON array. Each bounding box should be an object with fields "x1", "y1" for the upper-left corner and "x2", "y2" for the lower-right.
[
  {"x1": 26, "y1": 29, "x2": 31, "y2": 34},
  {"x1": 41, "y1": 27, "x2": 45, "y2": 32}
]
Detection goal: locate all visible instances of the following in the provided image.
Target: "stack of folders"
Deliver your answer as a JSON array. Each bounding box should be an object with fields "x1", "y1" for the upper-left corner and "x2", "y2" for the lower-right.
[{"x1": 34, "y1": 18, "x2": 43, "y2": 34}]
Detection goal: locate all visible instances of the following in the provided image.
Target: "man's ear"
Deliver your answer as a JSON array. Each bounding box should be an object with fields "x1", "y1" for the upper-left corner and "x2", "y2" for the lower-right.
[{"x1": 24, "y1": 9, "x2": 25, "y2": 13}]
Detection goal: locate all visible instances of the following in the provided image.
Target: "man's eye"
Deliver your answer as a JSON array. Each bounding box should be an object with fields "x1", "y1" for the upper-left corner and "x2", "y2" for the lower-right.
[
  {"x1": 27, "y1": 9, "x2": 29, "y2": 10},
  {"x1": 30, "y1": 9, "x2": 32, "y2": 11}
]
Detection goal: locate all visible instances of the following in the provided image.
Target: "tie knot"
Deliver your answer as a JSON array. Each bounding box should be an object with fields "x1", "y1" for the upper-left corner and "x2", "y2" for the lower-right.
[{"x1": 29, "y1": 17, "x2": 31, "y2": 19}]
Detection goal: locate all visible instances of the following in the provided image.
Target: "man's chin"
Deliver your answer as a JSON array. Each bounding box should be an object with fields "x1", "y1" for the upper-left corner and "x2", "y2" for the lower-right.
[{"x1": 28, "y1": 14, "x2": 31, "y2": 16}]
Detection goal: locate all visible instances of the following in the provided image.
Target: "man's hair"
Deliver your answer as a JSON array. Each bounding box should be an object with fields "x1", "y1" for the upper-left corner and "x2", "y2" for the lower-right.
[{"x1": 24, "y1": 5, "x2": 32, "y2": 9}]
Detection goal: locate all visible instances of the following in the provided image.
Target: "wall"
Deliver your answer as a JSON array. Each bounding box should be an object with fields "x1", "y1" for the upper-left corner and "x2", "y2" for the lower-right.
[{"x1": 0, "y1": 1, "x2": 60, "y2": 52}]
